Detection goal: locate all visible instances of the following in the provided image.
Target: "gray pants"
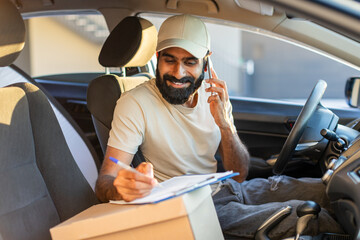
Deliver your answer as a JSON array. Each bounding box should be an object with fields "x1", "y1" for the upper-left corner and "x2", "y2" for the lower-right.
[{"x1": 212, "y1": 176, "x2": 344, "y2": 240}]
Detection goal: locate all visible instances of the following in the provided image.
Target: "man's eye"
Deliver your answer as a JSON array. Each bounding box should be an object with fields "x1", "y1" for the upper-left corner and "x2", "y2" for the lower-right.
[
  {"x1": 185, "y1": 61, "x2": 197, "y2": 66},
  {"x1": 165, "y1": 59, "x2": 175, "y2": 63}
]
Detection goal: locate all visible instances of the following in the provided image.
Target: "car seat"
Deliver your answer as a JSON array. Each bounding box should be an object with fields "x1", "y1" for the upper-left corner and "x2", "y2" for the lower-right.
[
  {"x1": 0, "y1": 65, "x2": 101, "y2": 191},
  {"x1": 0, "y1": 14, "x2": 101, "y2": 190},
  {"x1": 0, "y1": 0, "x2": 98, "y2": 239},
  {"x1": 87, "y1": 16, "x2": 157, "y2": 166}
]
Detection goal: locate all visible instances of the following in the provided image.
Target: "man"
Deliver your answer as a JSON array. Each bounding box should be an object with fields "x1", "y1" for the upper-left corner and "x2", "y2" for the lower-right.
[{"x1": 96, "y1": 14, "x2": 343, "y2": 239}]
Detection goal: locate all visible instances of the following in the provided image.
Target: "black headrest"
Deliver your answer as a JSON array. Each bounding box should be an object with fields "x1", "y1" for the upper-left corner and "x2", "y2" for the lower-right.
[
  {"x1": 98, "y1": 16, "x2": 157, "y2": 68},
  {"x1": 87, "y1": 75, "x2": 121, "y2": 128}
]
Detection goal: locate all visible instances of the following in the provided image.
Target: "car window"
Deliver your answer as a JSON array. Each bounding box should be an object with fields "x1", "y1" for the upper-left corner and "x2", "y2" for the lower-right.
[
  {"x1": 140, "y1": 13, "x2": 360, "y2": 108},
  {"x1": 15, "y1": 13, "x2": 109, "y2": 78},
  {"x1": 14, "y1": 12, "x2": 153, "y2": 82},
  {"x1": 16, "y1": 12, "x2": 360, "y2": 109}
]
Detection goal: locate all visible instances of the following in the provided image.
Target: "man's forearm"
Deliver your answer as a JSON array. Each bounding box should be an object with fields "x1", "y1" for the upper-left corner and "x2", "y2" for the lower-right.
[
  {"x1": 219, "y1": 127, "x2": 250, "y2": 182},
  {"x1": 95, "y1": 175, "x2": 122, "y2": 203}
]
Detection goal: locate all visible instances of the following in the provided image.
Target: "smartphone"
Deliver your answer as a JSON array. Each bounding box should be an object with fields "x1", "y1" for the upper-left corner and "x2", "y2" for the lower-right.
[
  {"x1": 207, "y1": 56, "x2": 213, "y2": 79},
  {"x1": 207, "y1": 56, "x2": 213, "y2": 95}
]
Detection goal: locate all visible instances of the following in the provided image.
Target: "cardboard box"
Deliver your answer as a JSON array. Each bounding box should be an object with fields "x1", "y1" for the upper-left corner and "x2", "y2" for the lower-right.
[{"x1": 50, "y1": 185, "x2": 224, "y2": 240}]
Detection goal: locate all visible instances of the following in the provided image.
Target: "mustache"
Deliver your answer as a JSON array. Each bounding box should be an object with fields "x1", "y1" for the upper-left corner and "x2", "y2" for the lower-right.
[{"x1": 163, "y1": 74, "x2": 195, "y2": 84}]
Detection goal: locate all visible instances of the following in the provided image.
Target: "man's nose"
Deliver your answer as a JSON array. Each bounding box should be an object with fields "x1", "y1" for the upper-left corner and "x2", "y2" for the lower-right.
[{"x1": 173, "y1": 63, "x2": 186, "y2": 79}]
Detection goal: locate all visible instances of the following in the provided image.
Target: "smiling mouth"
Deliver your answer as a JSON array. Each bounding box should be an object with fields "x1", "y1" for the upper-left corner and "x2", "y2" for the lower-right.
[{"x1": 167, "y1": 80, "x2": 190, "y2": 88}]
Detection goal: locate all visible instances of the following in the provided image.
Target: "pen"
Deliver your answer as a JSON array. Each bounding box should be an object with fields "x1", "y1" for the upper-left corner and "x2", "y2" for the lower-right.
[
  {"x1": 109, "y1": 157, "x2": 145, "y2": 176},
  {"x1": 109, "y1": 156, "x2": 163, "y2": 188}
]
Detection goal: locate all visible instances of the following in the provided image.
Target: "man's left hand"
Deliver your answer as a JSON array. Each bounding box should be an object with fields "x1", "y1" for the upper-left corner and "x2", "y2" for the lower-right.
[{"x1": 205, "y1": 68, "x2": 231, "y2": 130}]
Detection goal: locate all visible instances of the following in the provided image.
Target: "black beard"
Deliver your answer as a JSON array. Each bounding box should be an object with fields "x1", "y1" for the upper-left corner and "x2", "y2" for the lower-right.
[{"x1": 155, "y1": 69, "x2": 204, "y2": 105}]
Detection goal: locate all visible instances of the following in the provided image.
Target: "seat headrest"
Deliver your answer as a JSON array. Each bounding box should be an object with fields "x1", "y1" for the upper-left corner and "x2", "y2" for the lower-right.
[
  {"x1": 0, "y1": 0, "x2": 25, "y2": 67},
  {"x1": 99, "y1": 16, "x2": 157, "y2": 68}
]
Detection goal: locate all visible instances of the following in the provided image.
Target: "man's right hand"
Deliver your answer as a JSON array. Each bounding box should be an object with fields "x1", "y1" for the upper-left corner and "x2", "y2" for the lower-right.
[
  {"x1": 113, "y1": 162, "x2": 157, "y2": 202},
  {"x1": 95, "y1": 146, "x2": 157, "y2": 203}
]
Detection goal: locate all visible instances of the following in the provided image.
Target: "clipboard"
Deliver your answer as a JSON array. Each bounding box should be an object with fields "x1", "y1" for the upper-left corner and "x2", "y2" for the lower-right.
[{"x1": 110, "y1": 171, "x2": 238, "y2": 205}]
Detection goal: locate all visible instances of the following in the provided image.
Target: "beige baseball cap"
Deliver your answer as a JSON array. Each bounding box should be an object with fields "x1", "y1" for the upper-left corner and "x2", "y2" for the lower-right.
[{"x1": 156, "y1": 14, "x2": 210, "y2": 59}]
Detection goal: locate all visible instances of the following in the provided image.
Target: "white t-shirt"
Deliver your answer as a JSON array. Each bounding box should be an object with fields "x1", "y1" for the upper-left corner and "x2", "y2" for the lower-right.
[{"x1": 108, "y1": 78, "x2": 224, "y2": 182}]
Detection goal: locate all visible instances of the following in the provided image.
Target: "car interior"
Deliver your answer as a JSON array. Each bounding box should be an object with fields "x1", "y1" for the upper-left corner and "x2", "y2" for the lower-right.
[{"x1": 0, "y1": 0, "x2": 360, "y2": 239}]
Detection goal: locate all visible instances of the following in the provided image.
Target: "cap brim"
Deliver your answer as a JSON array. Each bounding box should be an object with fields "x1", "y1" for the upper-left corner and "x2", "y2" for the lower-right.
[{"x1": 156, "y1": 39, "x2": 208, "y2": 59}]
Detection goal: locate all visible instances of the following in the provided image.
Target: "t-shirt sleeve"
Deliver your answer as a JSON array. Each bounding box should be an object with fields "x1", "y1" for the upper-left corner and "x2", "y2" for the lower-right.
[{"x1": 107, "y1": 93, "x2": 145, "y2": 154}]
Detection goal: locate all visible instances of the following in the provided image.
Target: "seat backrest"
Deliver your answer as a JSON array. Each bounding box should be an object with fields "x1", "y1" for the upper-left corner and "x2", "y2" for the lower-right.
[
  {"x1": 87, "y1": 16, "x2": 157, "y2": 165},
  {"x1": 0, "y1": 83, "x2": 99, "y2": 239},
  {"x1": 0, "y1": 1, "x2": 98, "y2": 239},
  {"x1": 0, "y1": 3, "x2": 100, "y2": 189},
  {"x1": 0, "y1": 65, "x2": 100, "y2": 191}
]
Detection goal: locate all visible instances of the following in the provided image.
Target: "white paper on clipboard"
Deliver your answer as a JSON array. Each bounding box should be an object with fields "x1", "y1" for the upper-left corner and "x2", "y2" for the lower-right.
[{"x1": 110, "y1": 171, "x2": 238, "y2": 205}]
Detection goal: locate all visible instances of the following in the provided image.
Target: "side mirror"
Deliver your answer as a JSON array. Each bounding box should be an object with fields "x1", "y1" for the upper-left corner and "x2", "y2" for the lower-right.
[{"x1": 345, "y1": 77, "x2": 360, "y2": 108}]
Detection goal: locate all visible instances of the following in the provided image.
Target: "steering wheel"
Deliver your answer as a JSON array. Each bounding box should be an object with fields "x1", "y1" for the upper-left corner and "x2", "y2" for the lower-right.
[{"x1": 273, "y1": 80, "x2": 327, "y2": 175}]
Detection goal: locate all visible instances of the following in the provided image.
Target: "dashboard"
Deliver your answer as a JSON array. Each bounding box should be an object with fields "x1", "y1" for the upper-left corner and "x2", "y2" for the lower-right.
[{"x1": 325, "y1": 128, "x2": 360, "y2": 237}]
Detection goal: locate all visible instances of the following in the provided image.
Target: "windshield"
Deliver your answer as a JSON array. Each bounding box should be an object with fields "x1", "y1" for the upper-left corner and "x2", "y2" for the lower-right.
[{"x1": 140, "y1": 13, "x2": 360, "y2": 109}]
